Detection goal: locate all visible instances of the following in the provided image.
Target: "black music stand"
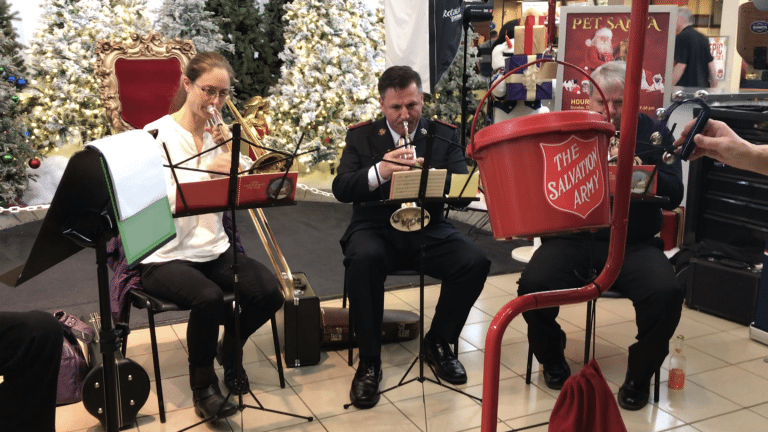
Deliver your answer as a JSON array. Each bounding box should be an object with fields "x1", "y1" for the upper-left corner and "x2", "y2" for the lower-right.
[
  {"x1": 173, "y1": 125, "x2": 313, "y2": 431},
  {"x1": 0, "y1": 135, "x2": 175, "y2": 432},
  {"x1": 341, "y1": 123, "x2": 481, "y2": 410}
]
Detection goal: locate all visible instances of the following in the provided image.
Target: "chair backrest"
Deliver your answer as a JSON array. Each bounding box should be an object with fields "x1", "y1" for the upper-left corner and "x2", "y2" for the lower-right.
[{"x1": 95, "y1": 32, "x2": 196, "y2": 133}]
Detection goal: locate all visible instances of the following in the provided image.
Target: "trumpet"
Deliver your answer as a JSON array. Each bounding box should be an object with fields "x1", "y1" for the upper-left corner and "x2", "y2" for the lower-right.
[{"x1": 390, "y1": 121, "x2": 430, "y2": 232}]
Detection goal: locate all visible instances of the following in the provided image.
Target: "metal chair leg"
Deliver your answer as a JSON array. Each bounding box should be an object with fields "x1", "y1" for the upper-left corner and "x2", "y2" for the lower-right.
[
  {"x1": 584, "y1": 299, "x2": 595, "y2": 364},
  {"x1": 146, "y1": 310, "x2": 166, "y2": 424},
  {"x1": 270, "y1": 316, "x2": 285, "y2": 388},
  {"x1": 525, "y1": 346, "x2": 534, "y2": 384},
  {"x1": 347, "y1": 302, "x2": 355, "y2": 367}
]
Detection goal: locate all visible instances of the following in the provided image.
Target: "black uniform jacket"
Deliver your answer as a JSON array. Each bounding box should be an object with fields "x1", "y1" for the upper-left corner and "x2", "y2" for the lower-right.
[{"x1": 332, "y1": 117, "x2": 468, "y2": 245}]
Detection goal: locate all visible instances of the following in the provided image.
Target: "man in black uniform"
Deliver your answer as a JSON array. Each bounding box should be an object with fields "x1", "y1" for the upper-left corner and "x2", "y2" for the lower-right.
[
  {"x1": 518, "y1": 61, "x2": 685, "y2": 411},
  {"x1": 333, "y1": 65, "x2": 490, "y2": 409},
  {"x1": 673, "y1": 7, "x2": 715, "y2": 88}
]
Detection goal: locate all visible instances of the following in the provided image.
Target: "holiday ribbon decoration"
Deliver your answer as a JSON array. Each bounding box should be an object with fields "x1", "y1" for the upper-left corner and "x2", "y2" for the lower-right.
[
  {"x1": 505, "y1": 55, "x2": 556, "y2": 101},
  {"x1": 522, "y1": 66, "x2": 539, "y2": 89},
  {"x1": 514, "y1": 12, "x2": 547, "y2": 55}
]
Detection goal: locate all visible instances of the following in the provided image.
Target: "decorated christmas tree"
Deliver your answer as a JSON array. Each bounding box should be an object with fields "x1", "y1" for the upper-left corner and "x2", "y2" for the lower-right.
[
  {"x1": 267, "y1": 0, "x2": 385, "y2": 166},
  {"x1": 0, "y1": 0, "x2": 26, "y2": 74},
  {"x1": 422, "y1": 27, "x2": 487, "y2": 144},
  {"x1": 246, "y1": 0, "x2": 290, "y2": 97},
  {"x1": 0, "y1": 55, "x2": 40, "y2": 208},
  {"x1": 205, "y1": 0, "x2": 260, "y2": 100},
  {"x1": 25, "y1": 0, "x2": 152, "y2": 153},
  {"x1": 204, "y1": 0, "x2": 288, "y2": 102},
  {"x1": 153, "y1": 0, "x2": 233, "y2": 54}
]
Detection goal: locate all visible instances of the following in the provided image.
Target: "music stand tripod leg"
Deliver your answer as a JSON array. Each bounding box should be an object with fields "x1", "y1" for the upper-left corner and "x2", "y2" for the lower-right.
[{"x1": 96, "y1": 232, "x2": 122, "y2": 432}]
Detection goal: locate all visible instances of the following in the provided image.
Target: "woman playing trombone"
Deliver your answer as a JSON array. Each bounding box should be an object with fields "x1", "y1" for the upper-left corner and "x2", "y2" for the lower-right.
[{"x1": 141, "y1": 51, "x2": 284, "y2": 421}]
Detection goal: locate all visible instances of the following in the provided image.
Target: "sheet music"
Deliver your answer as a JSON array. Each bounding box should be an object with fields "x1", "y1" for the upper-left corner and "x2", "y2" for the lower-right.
[
  {"x1": 449, "y1": 171, "x2": 479, "y2": 198},
  {"x1": 389, "y1": 169, "x2": 447, "y2": 200}
]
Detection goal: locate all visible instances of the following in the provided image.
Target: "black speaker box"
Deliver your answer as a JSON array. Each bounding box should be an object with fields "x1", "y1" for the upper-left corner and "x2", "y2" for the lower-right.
[{"x1": 686, "y1": 257, "x2": 761, "y2": 325}]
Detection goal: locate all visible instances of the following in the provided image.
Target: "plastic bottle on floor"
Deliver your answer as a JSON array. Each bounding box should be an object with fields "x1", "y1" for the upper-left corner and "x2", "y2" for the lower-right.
[{"x1": 668, "y1": 334, "x2": 686, "y2": 390}]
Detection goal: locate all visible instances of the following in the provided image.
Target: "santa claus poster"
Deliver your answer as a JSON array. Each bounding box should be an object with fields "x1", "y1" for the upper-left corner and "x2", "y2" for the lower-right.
[{"x1": 555, "y1": 6, "x2": 676, "y2": 118}]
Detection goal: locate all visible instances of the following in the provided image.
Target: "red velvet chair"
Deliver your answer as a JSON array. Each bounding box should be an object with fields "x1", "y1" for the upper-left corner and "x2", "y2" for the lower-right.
[{"x1": 95, "y1": 32, "x2": 196, "y2": 133}]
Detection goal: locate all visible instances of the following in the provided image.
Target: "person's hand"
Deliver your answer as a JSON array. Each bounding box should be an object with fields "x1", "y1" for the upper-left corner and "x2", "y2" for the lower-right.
[
  {"x1": 673, "y1": 119, "x2": 749, "y2": 163},
  {"x1": 378, "y1": 146, "x2": 424, "y2": 180},
  {"x1": 207, "y1": 152, "x2": 234, "y2": 178},
  {"x1": 206, "y1": 122, "x2": 231, "y2": 147}
]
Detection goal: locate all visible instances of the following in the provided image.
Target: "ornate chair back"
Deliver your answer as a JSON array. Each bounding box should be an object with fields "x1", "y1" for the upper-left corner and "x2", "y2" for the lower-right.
[{"x1": 95, "y1": 32, "x2": 196, "y2": 133}]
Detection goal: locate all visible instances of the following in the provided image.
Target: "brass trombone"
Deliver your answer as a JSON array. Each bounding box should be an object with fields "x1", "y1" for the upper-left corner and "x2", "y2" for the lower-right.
[
  {"x1": 225, "y1": 98, "x2": 290, "y2": 174},
  {"x1": 222, "y1": 98, "x2": 296, "y2": 300}
]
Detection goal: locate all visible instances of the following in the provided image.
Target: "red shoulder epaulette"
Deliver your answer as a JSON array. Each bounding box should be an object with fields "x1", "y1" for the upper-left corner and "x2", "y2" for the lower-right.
[
  {"x1": 434, "y1": 119, "x2": 457, "y2": 129},
  {"x1": 348, "y1": 119, "x2": 373, "y2": 130}
]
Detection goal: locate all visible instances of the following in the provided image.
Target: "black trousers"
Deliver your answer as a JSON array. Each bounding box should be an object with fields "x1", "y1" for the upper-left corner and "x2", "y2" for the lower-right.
[
  {"x1": 343, "y1": 229, "x2": 490, "y2": 358},
  {"x1": 0, "y1": 311, "x2": 63, "y2": 432},
  {"x1": 140, "y1": 246, "x2": 284, "y2": 367},
  {"x1": 518, "y1": 235, "x2": 684, "y2": 382}
]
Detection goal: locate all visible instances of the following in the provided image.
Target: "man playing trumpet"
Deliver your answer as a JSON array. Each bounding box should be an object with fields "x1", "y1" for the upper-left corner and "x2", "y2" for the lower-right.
[{"x1": 332, "y1": 65, "x2": 491, "y2": 409}]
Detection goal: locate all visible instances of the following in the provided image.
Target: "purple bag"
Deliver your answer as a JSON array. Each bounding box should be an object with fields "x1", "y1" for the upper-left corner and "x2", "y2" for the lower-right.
[{"x1": 54, "y1": 311, "x2": 95, "y2": 405}]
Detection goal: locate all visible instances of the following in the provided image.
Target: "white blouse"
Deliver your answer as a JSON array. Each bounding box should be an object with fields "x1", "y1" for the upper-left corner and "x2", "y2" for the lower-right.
[{"x1": 141, "y1": 115, "x2": 251, "y2": 264}]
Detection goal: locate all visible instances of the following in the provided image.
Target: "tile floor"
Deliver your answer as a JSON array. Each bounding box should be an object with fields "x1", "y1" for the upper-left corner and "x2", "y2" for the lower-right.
[{"x1": 54, "y1": 273, "x2": 768, "y2": 432}]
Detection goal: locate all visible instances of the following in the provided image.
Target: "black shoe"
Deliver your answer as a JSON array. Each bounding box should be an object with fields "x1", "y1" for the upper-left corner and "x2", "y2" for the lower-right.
[
  {"x1": 423, "y1": 334, "x2": 467, "y2": 385},
  {"x1": 350, "y1": 359, "x2": 382, "y2": 409},
  {"x1": 190, "y1": 366, "x2": 238, "y2": 420},
  {"x1": 216, "y1": 334, "x2": 250, "y2": 395},
  {"x1": 618, "y1": 378, "x2": 650, "y2": 411},
  {"x1": 542, "y1": 361, "x2": 571, "y2": 390}
]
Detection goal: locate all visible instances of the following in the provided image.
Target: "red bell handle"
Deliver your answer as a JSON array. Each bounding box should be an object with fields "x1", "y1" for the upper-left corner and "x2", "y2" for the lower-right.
[{"x1": 468, "y1": 57, "x2": 612, "y2": 159}]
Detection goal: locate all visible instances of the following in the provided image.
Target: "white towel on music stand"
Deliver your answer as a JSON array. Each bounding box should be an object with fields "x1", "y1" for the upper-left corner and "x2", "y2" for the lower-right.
[{"x1": 86, "y1": 130, "x2": 167, "y2": 222}]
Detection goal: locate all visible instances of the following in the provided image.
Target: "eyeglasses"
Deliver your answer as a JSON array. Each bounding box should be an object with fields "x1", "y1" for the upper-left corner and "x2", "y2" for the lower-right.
[{"x1": 192, "y1": 81, "x2": 230, "y2": 99}]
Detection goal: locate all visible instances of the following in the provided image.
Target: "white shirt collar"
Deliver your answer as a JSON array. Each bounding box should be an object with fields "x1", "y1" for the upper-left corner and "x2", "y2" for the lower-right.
[{"x1": 386, "y1": 120, "x2": 417, "y2": 146}]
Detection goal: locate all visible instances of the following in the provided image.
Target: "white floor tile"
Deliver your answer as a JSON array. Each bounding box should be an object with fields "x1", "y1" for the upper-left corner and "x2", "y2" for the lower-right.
[
  {"x1": 393, "y1": 390, "x2": 482, "y2": 432},
  {"x1": 50, "y1": 275, "x2": 768, "y2": 432},
  {"x1": 617, "y1": 403, "x2": 686, "y2": 432},
  {"x1": 687, "y1": 365, "x2": 768, "y2": 407},
  {"x1": 686, "y1": 331, "x2": 768, "y2": 364},
  {"x1": 318, "y1": 403, "x2": 420, "y2": 432},
  {"x1": 691, "y1": 409, "x2": 768, "y2": 432},
  {"x1": 655, "y1": 380, "x2": 742, "y2": 423},
  {"x1": 484, "y1": 273, "x2": 521, "y2": 295}
]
